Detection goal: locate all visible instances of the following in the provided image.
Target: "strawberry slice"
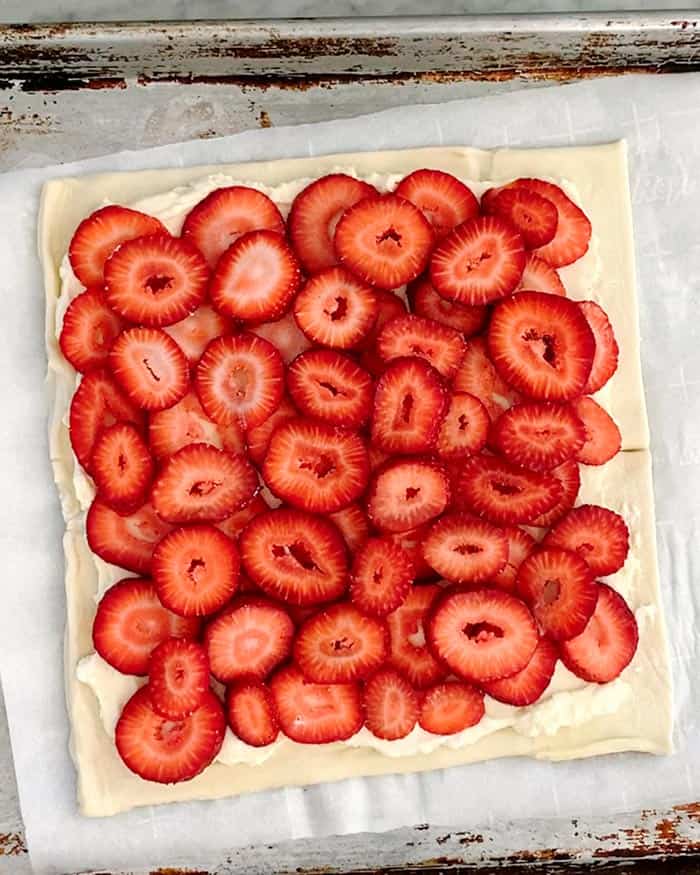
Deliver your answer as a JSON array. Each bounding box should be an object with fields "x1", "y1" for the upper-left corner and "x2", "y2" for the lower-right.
[
  {"x1": 150, "y1": 443, "x2": 258, "y2": 524},
  {"x1": 436, "y1": 392, "x2": 490, "y2": 460},
  {"x1": 328, "y1": 503, "x2": 369, "y2": 554},
  {"x1": 363, "y1": 668, "x2": 420, "y2": 740},
  {"x1": 350, "y1": 537, "x2": 414, "y2": 617},
  {"x1": 367, "y1": 457, "x2": 450, "y2": 533},
  {"x1": 376, "y1": 314, "x2": 467, "y2": 379},
  {"x1": 210, "y1": 230, "x2": 301, "y2": 322},
  {"x1": 484, "y1": 187, "x2": 557, "y2": 250},
  {"x1": 483, "y1": 637, "x2": 558, "y2": 706},
  {"x1": 571, "y1": 396, "x2": 621, "y2": 466},
  {"x1": 293, "y1": 266, "x2": 378, "y2": 350},
  {"x1": 152, "y1": 524, "x2": 240, "y2": 616},
  {"x1": 216, "y1": 494, "x2": 269, "y2": 541},
  {"x1": 262, "y1": 418, "x2": 369, "y2": 514},
  {"x1": 59, "y1": 288, "x2": 124, "y2": 373},
  {"x1": 427, "y1": 587, "x2": 538, "y2": 682},
  {"x1": 116, "y1": 686, "x2": 225, "y2": 783},
  {"x1": 239, "y1": 507, "x2": 348, "y2": 605},
  {"x1": 69, "y1": 368, "x2": 144, "y2": 473},
  {"x1": 395, "y1": 169, "x2": 479, "y2": 239},
  {"x1": 492, "y1": 401, "x2": 586, "y2": 472},
  {"x1": 147, "y1": 638, "x2": 210, "y2": 718},
  {"x1": 488, "y1": 291, "x2": 595, "y2": 401},
  {"x1": 419, "y1": 681, "x2": 485, "y2": 734},
  {"x1": 245, "y1": 395, "x2": 298, "y2": 465},
  {"x1": 560, "y1": 583, "x2": 638, "y2": 683},
  {"x1": 92, "y1": 577, "x2": 199, "y2": 675},
  {"x1": 430, "y1": 215, "x2": 526, "y2": 306},
  {"x1": 368, "y1": 443, "x2": 391, "y2": 473},
  {"x1": 518, "y1": 253, "x2": 566, "y2": 296},
  {"x1": 91, "y1": 422, "x2": 154, "y2": 513},
  {"x1": 287, "y1": 349, "x2": 373, "y2": 429},
  {"x1": 86, "y1": 499, "x2": 172, "y2": 575},
  {"x1": 148, "y1": 389, "x2": 245, "y2": 459},
  {"x1": 543, "y1": 504, "x2": 630, "y2": 576},
  {"x1": 530, "y1": 458, "x2": 581, "y2": 527},
  {"x1": 104, "y1": 234, "x2": 209, "y2": 327},
  {"x1": 578, "y1": 301, "x2": 619, "y2": 393},
  {"x1": 389, "y1": 524, "x2": 437, "y2": 581},
  {"x1": 181, "y1": 185, "x2": 285, "y2": 269},
  {"x1": 387, "y1": 584, "x2": 447, "y2": 687},
  {"x1": 226, "y1": 680, "x2": 279, "y2": 747},
  {"x1": 491, "y1": 526, "x2": 536, "y2": 592},
  {"x1": 422, "y1": 513, "x2": 508, "y2": 584},
  {"x1": 456, "y1": 455, "x2": 562, "y2": 525},
  {"x1": 334, "y1": 194, "x2": 434, "y2": 290},
  {"x1": 294, "y1": 602, "x2": 388, "y2": 683},
  {"x1": 370, "y1": 357, "x2": 448, "y2": 454},
  {"x1": 68, "y1": 205, "x2": 166, "y2": 287},
  {"x1": 204, "y1": 597, "x2": 294, "y2": 682},
  {"x1": 288, "y1": 174, "x2": 378, "y2": 274},
  {"x1": 109, "y1": 327, "x2": 189, "y2": 411},
  {"x1": 409, "y1": 277, "x2": 487, "y2": 336},
  {"x1": 516, "y1": 547, "x2": 598, "y2": 640},
  {"x1": 452, "y1": 336, "x2": 520, "y2": 422},
  {"x1": 164, "y1": 305, "x2": 233, "y2": 368},
  {"x1": 250, "y1": 311, "x2": 312, "y2": 364},
  {"x1": 195, "y1": 332, "x2": 284, "y2": 429},
  {"x1": 357, "y1": 288, "x2": 408, "y2": 375},
  {"x1": 270, "y1": 664, "x2": 363, "y2": 744}
]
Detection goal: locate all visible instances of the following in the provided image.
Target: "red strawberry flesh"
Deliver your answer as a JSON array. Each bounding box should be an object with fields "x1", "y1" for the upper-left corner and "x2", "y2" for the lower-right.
[
  {"x1": 367, "y1": 457, "x2": 450, "y2": 533},
  {"x1": 147, "y1": 637, "x2": 210, "y2": 718}
]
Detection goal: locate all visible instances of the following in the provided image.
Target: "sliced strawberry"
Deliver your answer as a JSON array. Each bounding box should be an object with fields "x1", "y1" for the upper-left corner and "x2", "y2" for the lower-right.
[
  {"x1": 368, "y1": 443, "x2": 391, "y2": 473},
  {"x1": 543, "y1": 504, "x2": 630, "y2": 576},
  {"x1": 68, "y1": 205, "x2": 166, "y2": 287},
  {"x1": 395, "y1": 169, "x2": 479, "y2": 239},
  {"x1": 452, "y1": 336, "x2": 520, "y2": 423},
  {"x1": 294, "y1": 602, "x2": 388, "y2": 683},
  {"x1": 387, "y1": 584, "x2": 447, "y2": 687},
  {"x1": 389, "y1": 525, "x2": 437, "y2": 581},
  {"x1": 350, "y1": 537, "x2": 414, "y2": 617},
  {"x1": 109, "y1": 327, "x2": 189, "y2": 411},
  {"x1": 104, "y1": 234, "x2": 209, "y2": 327},
  {"x1": 334, "y1": 194, "x2": 434, "y2": 290},
  {"x1": 216, "y1": 494, "x2": 269, "y2": 540},
  {"x1": 270, "y1": 664, "x2": 363, "y2": 744},
  {"x1": 578, "y1": 301, "x2": 619, "y2": 393},
  {"x1": 147, "y1": 637, "x2": 210, "y2": 718},
  {"x1": 86, "y1": 499, "x2": 172, "y2": 575},
  {"x1": 288, "y1": 174, "x2": 378, "y2": 274},
  {"x1": 245, "y1": 395, "x2": 298, "y2": 466},
  {"x1": 436, "y1": 392, "x2": 490, "y2": 460},
  {"x1": 571, "y1": 396, "x2": 621, "y2": 466},
  {"x1": 59, "y1": 288, "x2": 124, "y2": 373},
  {"x1": 91, "y1": 422, "x2": 154, "y2": 512},
  {"x1": 419, "y1": 681, "x2": 485, "y2": 734},
  {"x1": 409, "y1": 277, "x2": 487, "y2": 336},
  {"x1": 92, "y1": 577, "x2": 199, "y2": 675},
  {"x1": 518, "y1": 253, "x2": 566, "y2": 296},
  {"x1": 287, "y1": 349, "x2": 373, "y2": 429},
  {"x1": 483, "y1": 637, "x2": 558, "y2": 705},
  {"x1": 516, "y1": 547, "x2": 598, "y2": 640},
  {"x1": 181, "y1": 185, "x2": 285, "y2": 269},
  {"x1": 363, "y1": 668, "x2": 420, "y2": 740},
  {"x1": 456, "y1": 455, "x2": 562, "y2": 525},
  {"x1": 376, "y1": 314, "x2": 467, "y2": 380},
  {"x1": 430, "y1": 215, "x2": 526, "y2": 306},
  {"x1": 148, "y1": 389, "x2": 245, "y2": 459},
  {"x1": 530, "y1": 458, "x2": 581, "y2": 527},
  {"x1": 488, "y1": 291, "x2": 595, "y2": 401},
  {"x1": 422, "y1": 513, "x2": 508, "y2": 584},
  {"x1": 164, "y1": 305, "x2": 233, "y2": 368},
  {"x1": 151, "y1": 443, "x2": 258, "y2": 524},
  {"x1": 328, "y1": 503, "x2": 369, "y2": 554},
  {"x1": 204, "y1": 596, "x2": 294, "y2": 682},
  {"x1": 226, "y1": 680, "x2": 279, "y2": 747},
  {"x1": 492, "y1": 401, "x2": 586, "y2": 472},
  {"x1": 152, "y1": 524, "x2": 240, "y2": 616},
  {"x1": 195, "y1": 332, "x2": 284, "y2": 429},
  {"x1": 239, "y1": 507, "x2": 348, "y2": 605},
  {"x1": 116, "y1": 686, "x2": 225, "y2": 783},
  {"x1": 367, "y1": 457, "x2": 450, "y2": 533},
  {"x1": 484, "y1": 187, "x2": 557, "y2": 250},
  {"x1": 428, "y1": 587, "x2": 538, "y2": 682},
  {"x1": 560, "y1": 583, "x2": 638, "y2": 683},
  {"x1": 491, "y1": 526, "x2": 536, "y2": 592},
  {"x1": 210, "y1": 230, "x2": 300, "y2": 323},
  {"x1": 262, "y1": 418, "x2": 369, "y2": 514},
  {"x1": 358, "y1": 288, "x2": 408, "y2": 375},
  {"x1": 250, "y1": 311, "x2": 312, "y2": 365},
  {"x1": 370, "y1": 357, "x2": 448, "y2": 454}
]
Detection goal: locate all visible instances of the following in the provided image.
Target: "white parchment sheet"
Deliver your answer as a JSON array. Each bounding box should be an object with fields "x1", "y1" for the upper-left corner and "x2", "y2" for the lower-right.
[{"x1": 0, "y1": 73, "x2": 698, "y2": 875}]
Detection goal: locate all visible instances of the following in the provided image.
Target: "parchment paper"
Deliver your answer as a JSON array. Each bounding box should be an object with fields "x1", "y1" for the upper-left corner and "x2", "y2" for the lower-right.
[{"x1": 0, "y1": 73, "x2": 698, "y2": 875}]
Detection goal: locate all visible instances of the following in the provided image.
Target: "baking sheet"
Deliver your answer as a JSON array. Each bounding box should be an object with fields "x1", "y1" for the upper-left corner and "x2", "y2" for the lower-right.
[{"x1": 0, "y1": 72, "x2": 698, "y2": 875}]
